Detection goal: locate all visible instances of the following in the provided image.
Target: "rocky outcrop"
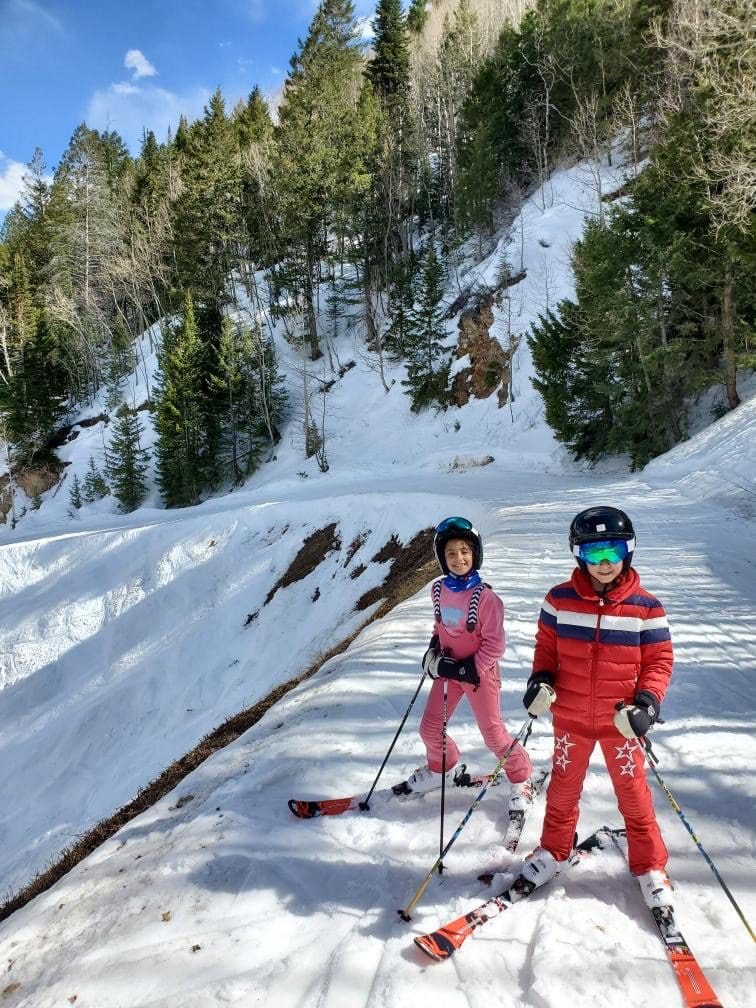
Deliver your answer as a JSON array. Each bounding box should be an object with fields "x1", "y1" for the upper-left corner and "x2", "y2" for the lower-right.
[
  {"x1": 1, "y1": 461, "x2": 62, "y2": 523},
  {"x1": 451, "y1": 293, "x2": 511, "y2": 407}
]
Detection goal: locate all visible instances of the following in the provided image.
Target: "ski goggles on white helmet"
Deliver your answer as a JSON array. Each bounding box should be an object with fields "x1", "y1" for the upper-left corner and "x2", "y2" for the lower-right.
[
  {"x1": 575, "y1": 539, "x2": 633, "y2": 565},
  {"x1": 435, "y1": 516, "x2": 474, "y2": 535}
]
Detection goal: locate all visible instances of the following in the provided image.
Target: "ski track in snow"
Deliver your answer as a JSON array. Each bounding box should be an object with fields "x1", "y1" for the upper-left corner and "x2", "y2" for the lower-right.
[{"x1": 0, "y1": 155, "x2": 754, "y2": 1007}]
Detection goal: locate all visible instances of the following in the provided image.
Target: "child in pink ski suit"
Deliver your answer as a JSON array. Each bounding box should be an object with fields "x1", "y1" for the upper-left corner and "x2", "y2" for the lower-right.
[{"x1": 401, "y1": 517, "x2": 533, "y2": 809}]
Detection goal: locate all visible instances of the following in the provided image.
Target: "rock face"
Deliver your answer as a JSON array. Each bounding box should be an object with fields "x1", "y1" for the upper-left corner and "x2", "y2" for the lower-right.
[
  {"x1": 451, "y1": 293, "x2": 511, "y2": 407},
  {"x1": 1, "y1": 463, "x2": 62, "y2": 523}
]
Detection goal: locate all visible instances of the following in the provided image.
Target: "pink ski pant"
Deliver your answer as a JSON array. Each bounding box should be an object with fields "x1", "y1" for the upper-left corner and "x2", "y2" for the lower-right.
[
  {"x1": 540, "y1": 729, "x2": 668, "y2": 875},
  {"x1": 419, "y1": 674, "x2": 532, "y2": 783}
]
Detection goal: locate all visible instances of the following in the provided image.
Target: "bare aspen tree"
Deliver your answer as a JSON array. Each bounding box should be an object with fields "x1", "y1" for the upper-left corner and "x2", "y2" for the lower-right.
[
  {"x1": 613, "y1": 81, "x2": 646, "y2": 177},
  {"x1": 0, "y1": 303, "x2": 13, "y2": 386},
  {"x1": 655, "y1": 0, "x2": 755, "y2": 234},
  {"x1": 570, "y1": 91, "x2": 609, "y2": 225},
  {"x1": 520, "y1": 21, "x2": 560, "y2": 209}
]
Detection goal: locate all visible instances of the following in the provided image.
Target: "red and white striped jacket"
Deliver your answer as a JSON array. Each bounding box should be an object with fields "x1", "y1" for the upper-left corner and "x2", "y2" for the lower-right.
[{"x1": 532, "y1": 566, "x2": 673, "y2": 739}]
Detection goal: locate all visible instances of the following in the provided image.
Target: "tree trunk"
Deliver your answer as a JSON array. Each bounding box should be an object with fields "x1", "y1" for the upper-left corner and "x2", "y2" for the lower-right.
[
  {"x1": 304, "y1": 243, "x2": 321, "y2": 362},
  {"x1": 721, "y1": 275, "x2": 741, "y2": 409}
]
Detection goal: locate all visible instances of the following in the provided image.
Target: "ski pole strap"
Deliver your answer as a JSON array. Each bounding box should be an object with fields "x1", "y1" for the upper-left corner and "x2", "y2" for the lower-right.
[
  {"x1": 398, "y1": 718, "x2": 532, "y2": 921},
  {"x1": 637, "y1": 739, "x2": 755, "y2": 943},
  {"x1": 642, "y1": 735, "x2": 660, "y2": 765}
]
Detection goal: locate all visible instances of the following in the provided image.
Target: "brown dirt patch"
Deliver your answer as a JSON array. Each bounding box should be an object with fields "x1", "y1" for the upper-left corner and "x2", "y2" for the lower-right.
[
  {"x1": 264, "y1": 522, "x2": 341, "y2": 605},
  {"x1": 356, "y1": 528, "x2": 435, "y2": 613},
  {"x1": 344, "y1": 531, "x2": 369, "y2": 568}
]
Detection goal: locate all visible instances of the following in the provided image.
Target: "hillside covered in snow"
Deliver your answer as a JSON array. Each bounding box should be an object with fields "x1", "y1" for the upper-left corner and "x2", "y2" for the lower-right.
[{"x1": 0, "y1": 140, "x2": 754, "y2": 1008}]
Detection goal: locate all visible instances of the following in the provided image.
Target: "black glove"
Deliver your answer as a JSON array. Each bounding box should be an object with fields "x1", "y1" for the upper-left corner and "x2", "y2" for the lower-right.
[
  {"x1": 523, "y1": 672, "x2": 556, "y2": 716},
  {"x1": 421, "y1": 635, "x2": 441, "y2": 678},
  {"x1": 614, "y1": 691, "x2": 659, "y2": 739},
  {"x1": 436, "y1": 655, "x2": 480, "y2": 686}
]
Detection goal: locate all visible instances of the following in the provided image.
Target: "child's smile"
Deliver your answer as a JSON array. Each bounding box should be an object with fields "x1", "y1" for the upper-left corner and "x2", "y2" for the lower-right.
[
  {"x1": 444, "y1": 539, "x2": 474, "y2": 576},
  {"x1": 587, "y1": 558, "x2": 623, "y2": 590}
]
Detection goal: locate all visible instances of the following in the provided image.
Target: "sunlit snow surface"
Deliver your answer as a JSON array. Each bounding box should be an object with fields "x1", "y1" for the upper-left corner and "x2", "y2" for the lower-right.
[{"x1": 0, "y1": 156, "x2": 754, "y2": 1007}]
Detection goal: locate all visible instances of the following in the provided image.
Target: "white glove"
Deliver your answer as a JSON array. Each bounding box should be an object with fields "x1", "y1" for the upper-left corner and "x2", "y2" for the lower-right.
[
  {"x1": 422, "y1": 638, "x2": 441, "y2": 679},
  {"x1": 523, "y1": 677, "x2": 556, "y2": 716},
  {"x1": 613, "y1": 693, "x2": 657, "y2": 739}
]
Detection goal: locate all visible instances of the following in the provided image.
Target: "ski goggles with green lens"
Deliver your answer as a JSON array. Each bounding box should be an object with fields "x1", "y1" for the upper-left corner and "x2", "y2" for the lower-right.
[
  {"x1": 435, "y1": 516, "x2": 474, "y2": 535},
  {"x1": 577, "y1": 539, "x2": 630, "y2": 565}
]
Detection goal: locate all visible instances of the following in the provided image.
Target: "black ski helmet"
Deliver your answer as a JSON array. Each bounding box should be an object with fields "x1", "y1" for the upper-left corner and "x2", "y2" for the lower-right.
[
  {"x1": 569, "y1": 506, "x2": 636, "y2": 570},
  {"x1": 433, "y1": 517, "x2": 483, "y2": 575}
]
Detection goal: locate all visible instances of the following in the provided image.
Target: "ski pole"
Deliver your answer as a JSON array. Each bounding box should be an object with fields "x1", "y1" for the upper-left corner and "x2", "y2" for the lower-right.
[
  {"x1": 438, "y1": 678, "x2": 449, "y2": 875},
  {"x1": 639, "y1": 736, "x2": 755, "y2": 943},
  {"x1": 358, "y1": 664, "x2": 428, "y2": 811},
  {"x1": 398, "y1": 718, "x2": 533, "y2": 921}
]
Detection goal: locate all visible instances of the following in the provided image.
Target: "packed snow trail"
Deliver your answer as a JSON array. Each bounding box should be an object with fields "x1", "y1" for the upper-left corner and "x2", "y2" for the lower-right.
[{"x1": 0, "y1": 470, "x2": 753, "y2": 1008}]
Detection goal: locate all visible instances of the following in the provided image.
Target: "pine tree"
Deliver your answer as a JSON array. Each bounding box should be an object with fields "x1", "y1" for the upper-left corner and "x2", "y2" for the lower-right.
[
  {"x1": 154, "y1": 292, "x2": 205, "y2": 507},
  {"x1": 107, "y1": 405, "x2": 150, "y2": 512},
  {"x1": 363, "y1": 1, "x2": 415, "y2": 341},
  {"x1": 403, "y1": 241, "x2": 450, "y2": 411},
  {"x1": 406, "y1": 0, "x2": 428, "y2": 34},
  {"x1": 383, "y1": 251, "x2": 417, "y2": 360},
  {"x1": 368, "y1": 0, "x2": 410, "y2": 103},
  {"x1": 173, "y1": 90, "x2": 241, "y2": 304},
  {"x1": 82, "y1": 456, "x2": 110, "y2": 503},
  {"x1": 68, "y1": 473, "x2": 83, "y2": 511},
  {"x1": 214, "y1": 317, "x2": 252, "y2": 484},
  {"x1": 0, "y1": 253, "x2": 67, "y2": 462},
  {"x1": 529, "y1": 302, "x2": 615, "y2": 462},
  {"x1": 19, "y1": 148, "x2": 53, "y2": 286},
  {"x1": 274, "y1": 0, "x2": 366, "y2": 360}
]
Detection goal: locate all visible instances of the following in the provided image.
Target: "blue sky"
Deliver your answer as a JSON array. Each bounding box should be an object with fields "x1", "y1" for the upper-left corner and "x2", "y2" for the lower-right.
[{"x1": 0, "y1": 0, "x2": 376, "y2": 213}]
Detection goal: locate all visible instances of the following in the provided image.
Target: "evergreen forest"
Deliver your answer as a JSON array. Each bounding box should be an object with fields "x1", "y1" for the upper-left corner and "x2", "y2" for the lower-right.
[{"x1": 1, "y1": 0, "x2": 753, "y2": 517}]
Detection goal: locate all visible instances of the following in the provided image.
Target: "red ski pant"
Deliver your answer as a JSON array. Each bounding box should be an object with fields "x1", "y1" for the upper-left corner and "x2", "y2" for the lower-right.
[
  {"x1": 540, "y1": 728, "x2": 667, "y2": 875},
  {"x1": 419, "y1": 674, "x2": 532, "y2": 783}
]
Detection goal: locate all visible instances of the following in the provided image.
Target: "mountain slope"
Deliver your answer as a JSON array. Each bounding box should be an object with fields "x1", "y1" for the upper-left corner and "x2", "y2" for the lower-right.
[
  {"x1": 0, "y1": 462, "x2": 753, "y2": 1007},
  {"x1": 0, "y1": 149, "x2": 754, "y2": 1007}
]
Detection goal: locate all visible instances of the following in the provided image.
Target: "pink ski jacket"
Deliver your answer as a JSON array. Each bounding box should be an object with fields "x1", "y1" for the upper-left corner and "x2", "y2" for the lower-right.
[{"x1": 432, "y1": 580, "x2": 505, "y2": 679}]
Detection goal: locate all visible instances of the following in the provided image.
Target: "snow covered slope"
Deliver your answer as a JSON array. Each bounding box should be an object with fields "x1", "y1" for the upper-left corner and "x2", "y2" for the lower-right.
[
  {"x1": 0, "y1": 462, "x2": 754, "y2": 1008},
  {"x1": 0, "y1": 152, "x2": 639, "y2": 893},
  {"x1": 0, "y1": 151, "x2": 754, "y2": 1007}
]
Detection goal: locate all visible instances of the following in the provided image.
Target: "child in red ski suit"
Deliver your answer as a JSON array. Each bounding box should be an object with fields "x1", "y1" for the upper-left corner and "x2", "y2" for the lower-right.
[
  {"x1": 521, "y1": 506, "x2": 674, "y2": 907},
  {"x1": 400, "y1": 517, "x2": 533, "y2": 810}
]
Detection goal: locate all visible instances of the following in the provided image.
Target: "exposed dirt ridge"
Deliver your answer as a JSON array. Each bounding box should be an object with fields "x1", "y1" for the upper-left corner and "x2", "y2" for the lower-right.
[{"x1": 0, "y1": 524, "x2": 435, "y2": 925}]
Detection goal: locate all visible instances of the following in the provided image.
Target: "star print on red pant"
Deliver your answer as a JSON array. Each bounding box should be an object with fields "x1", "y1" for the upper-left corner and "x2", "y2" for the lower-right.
[
  {"x1": 553, "y1": 732, "x2": 575, "y2": 771},
  {"x1": 615, "y1": 738, "x2": 637, "y2": 777}
]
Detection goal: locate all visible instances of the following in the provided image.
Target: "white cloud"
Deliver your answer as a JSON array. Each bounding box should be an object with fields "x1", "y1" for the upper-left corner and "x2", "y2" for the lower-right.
[
  {"x1": 0, "y1": 153, "x2": 26, "y2": 212},
  {"x1": 124, "y1": 48, "x2": 157, "y2": 79},
  {"x1": 86, "y1": 83, "x2": 212, "y2": 152},
  {"x1": 0, "y1": 0, "x2": 65, "y2": 42}
]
